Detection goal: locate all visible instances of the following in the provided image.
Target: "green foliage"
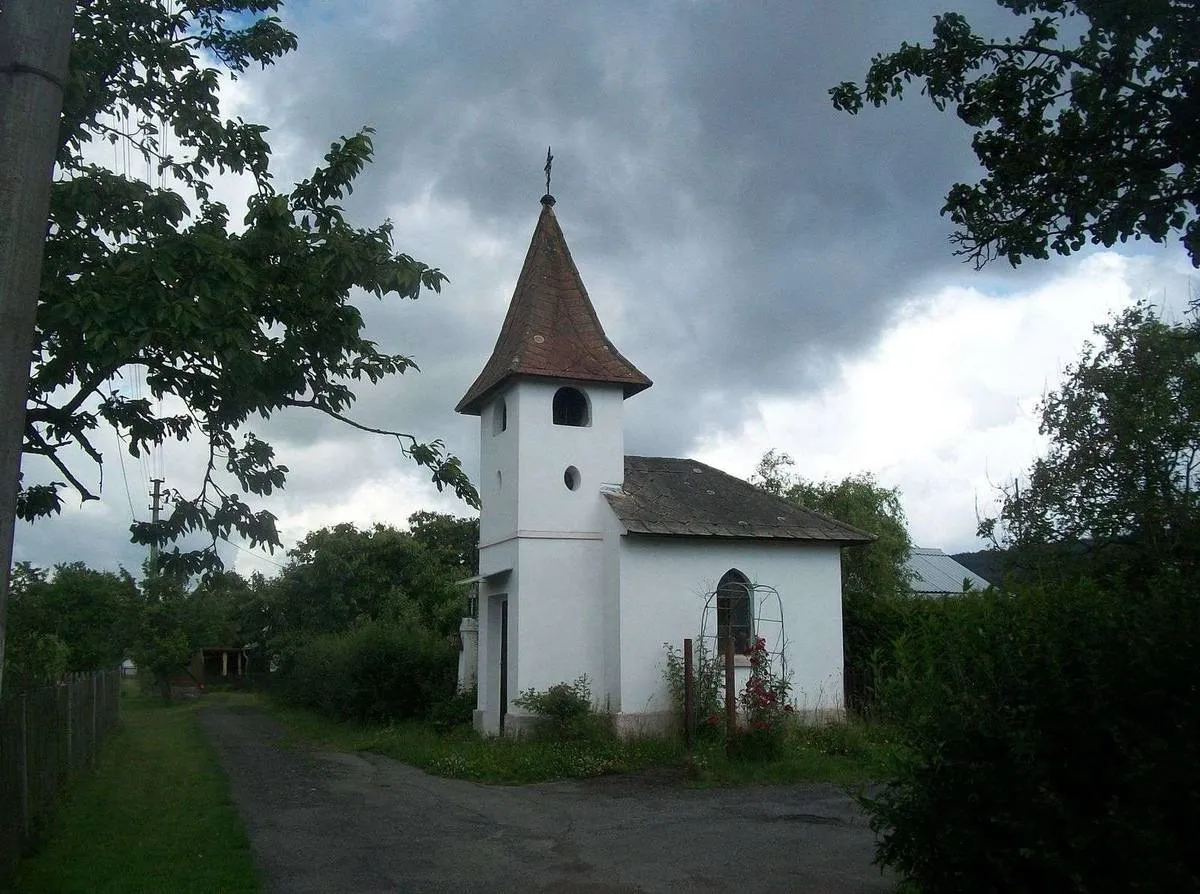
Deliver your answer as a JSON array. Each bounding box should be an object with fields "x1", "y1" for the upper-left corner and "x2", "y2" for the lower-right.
[
  {"x1": 661, "y1": 640, "x2": 723, "y2": 738},
  {"x1": 3, "y1": 560, "x2": 255, "y2": 697},
  {"x1": 4, "y1": 562, "x2": 138, "y2": 678},
  {"x1": 831, "y1": 1, "x2": 1200, "y2": 267},
  {"x1": 751, "y1": 452, "x2": 914, "y2": 707},
  {"x1": 863, "y1": 579, "x2": 1200, "y2": 892},
  {"x1": 730, "y1": 636, "x2": 793, "y2": 762},
  {"x1": 513, "y1": 676, "x2": 606, "y2": 741},
  {"x1": 252, "y1": 519, "x2": 471, "y2": 663},
  {"x1": 753, "y1": 452, "x2": 913, "y2": 601},
  {"x1": 276, "y1": 621, "x2": 457, "y2": 724},
  {"x1": 265, "y1": 693, "x2": 685, "y2": 784},
  {"x1": 23, "y1": 1, "x2": 476, "y2": 577},
  {"x1": 430, "y1": 688, "x2": 477, "y2": 732},
  {"x1": 983, "y1": 303, "x2": 1200, "y2": 582},
  {"x1": 1, "y1": 632, "x2": 70, "y2": 694},
  {"x1": 131, "y1": 574, "x2": 210, "y2": 699},
  {"x1": 407, "y1": 511, "x2": 479, "y2": 579}
]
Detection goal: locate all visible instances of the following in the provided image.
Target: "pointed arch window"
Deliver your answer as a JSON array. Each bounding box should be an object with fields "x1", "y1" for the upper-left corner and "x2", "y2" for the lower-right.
[
  {"x1": 552, "y1": 387, "x2": 590, "y2": 427},
  {"x1": 716, "y1": 569, "x2": 753, "y2": 655}
]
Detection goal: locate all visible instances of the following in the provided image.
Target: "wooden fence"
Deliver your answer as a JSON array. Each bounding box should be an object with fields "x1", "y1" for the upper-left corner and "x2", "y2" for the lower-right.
[{"x1": 0, "y1": 668, "x2": 122, "y2": 887}]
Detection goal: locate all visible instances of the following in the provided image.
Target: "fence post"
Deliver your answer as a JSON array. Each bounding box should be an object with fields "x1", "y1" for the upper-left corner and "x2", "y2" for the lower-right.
[
  {"x1": 65, "y1": 677, "x2": 73, "y2": 773},
  {"x1": 19, "y1": 693, "x2": 29, "y2": 842},
  {"x1": 91, "y1": 672, "x2": 98, "y2": 763},
  {"x1": 724, "y1": 635, "x2": 736, "y2": 756},
  {"x1": 683, "y1": 638, "x2": 694, "y2": 753}
]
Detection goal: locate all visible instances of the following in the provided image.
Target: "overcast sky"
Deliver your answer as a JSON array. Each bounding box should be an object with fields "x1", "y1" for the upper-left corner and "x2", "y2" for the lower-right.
[{"x1": 14, "y1": 0, "x2": 1196, "y2": 577}]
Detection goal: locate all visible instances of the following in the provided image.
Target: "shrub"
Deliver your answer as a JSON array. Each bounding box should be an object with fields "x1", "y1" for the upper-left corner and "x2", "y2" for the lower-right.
[
  {"x1": 661, "y1": 640, "x2": 723, "y2": 738},
  {"x1": 2, "y1": 632, "x2": 70, "y2": 693},
  {"x1": 430, "y1": 688, "x2": 477, "y2": 731},
  {"x1": 793, "y1": 719, "x2": 871, "y2": 760},
  {"x1": 513, "y1": 675, "x2": 607, "y2": 741},
  {"x1": 729, "y1": 636, "x2": 792, "y2": 761},
  {"x1": 863, "y1": 578, "x2": 1200, "y2": 893},
  {"x1": 276, "y1": 621, "x2": 456, "y2": 724}
]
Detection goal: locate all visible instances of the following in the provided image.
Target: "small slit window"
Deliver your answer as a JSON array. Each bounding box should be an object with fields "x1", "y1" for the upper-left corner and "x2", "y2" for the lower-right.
[
  {"x1": 716, "y1": 569, "x2": 753, "y2": 655},
  {"x1": 493, "y1": 397, "x2": 507, "y2": 434},
  {"x1": 552, "y1": 387, "x2": 590, "y2": 427}
]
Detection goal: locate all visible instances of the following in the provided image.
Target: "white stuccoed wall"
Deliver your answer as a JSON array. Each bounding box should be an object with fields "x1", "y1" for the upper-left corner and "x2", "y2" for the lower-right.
[
  {"x1": 474, "y1": 378, "x2": 626, "y2": 734},
  {"x1": 616, "y1": 535, "x2": 847, "y2": 723}
]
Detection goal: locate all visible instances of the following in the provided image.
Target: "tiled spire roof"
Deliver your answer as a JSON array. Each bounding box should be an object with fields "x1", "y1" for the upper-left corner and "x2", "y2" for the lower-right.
[{"x1": 455, "y1": 198, "x2": 652, "y2": 415}]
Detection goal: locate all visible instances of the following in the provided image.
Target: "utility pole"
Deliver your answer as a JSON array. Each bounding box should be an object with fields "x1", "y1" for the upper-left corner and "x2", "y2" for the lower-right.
[
  {"x1": 0, "y1": 0, "x2": 77, "y2": 698},
  {"x1": 148, "y1": 478, "x2": 164, "y2": 573}
]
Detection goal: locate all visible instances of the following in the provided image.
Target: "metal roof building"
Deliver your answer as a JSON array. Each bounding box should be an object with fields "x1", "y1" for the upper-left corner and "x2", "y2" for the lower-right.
[{"x1": 906, "y1": 547, "x2": 992, "y2": 596}]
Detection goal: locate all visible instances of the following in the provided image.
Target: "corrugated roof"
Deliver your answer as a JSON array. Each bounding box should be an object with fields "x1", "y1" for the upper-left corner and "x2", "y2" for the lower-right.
[
  {"x1": 906, "y1": 547, "x2": 992, "y2": 595},
  {"x1": 605, "y1": 456, "x2": 875, "y2": 543},
  {"x1": 456, "y1": 198, "x2": 652, "y2": 414}
]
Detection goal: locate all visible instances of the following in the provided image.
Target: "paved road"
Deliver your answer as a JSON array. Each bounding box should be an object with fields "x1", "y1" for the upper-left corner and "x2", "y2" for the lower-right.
[{"x1": 198, "y1": 705, "x2": 893, "y2": 894}]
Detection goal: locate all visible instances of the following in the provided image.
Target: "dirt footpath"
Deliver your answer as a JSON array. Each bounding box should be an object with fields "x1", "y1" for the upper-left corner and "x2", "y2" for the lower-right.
[{"x1": 198, "y1": 705, "x2": 893, "y2": 894}]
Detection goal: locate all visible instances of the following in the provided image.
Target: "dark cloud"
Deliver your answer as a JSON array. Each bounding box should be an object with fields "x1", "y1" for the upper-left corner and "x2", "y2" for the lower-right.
[
  {"x1": 19, "y1": 0, "x2": 1172, "y2": 570},
  {"x1": 244, "y1": 1, "x2": 1024, "y2": 461}
]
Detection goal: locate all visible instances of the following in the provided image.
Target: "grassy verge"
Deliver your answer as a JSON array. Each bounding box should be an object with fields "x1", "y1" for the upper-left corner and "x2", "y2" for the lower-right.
[
  {"x1": 14, "y1": 688, "x2": 258, "y2": 894},
  {"x1": 254, "y1": 692, "x2": 896, "y2": 786}
]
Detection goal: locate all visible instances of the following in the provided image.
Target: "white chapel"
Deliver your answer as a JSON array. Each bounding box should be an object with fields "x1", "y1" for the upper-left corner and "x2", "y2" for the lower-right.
[{"x1": 457, "y1": 194, "x2": 871, "y2": 735}]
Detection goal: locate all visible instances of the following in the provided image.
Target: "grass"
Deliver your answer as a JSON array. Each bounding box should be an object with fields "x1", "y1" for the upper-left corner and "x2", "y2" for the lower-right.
[
  {"x1": 689, "y1": 721, "x2": 899, "y2": 787},
  {"x1": 13, "y1": 686, "x2": 259, "y2": 894},
  {"x1": 256, "y1": 691, "x2": 898, "y2": 787}
]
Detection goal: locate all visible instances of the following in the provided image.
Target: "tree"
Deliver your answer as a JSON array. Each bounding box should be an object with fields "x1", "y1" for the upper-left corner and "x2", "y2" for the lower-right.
[
  {"x1": 752, "y1": 450, "x2": 913, "y2": 602},
  {"x1": 19, "y1": 0, "x2": 477, "y2": 580},
  {"x1": 831, "y1": 1, "x2": 1200, "y2": 268},
  {"x1": 752, "y1": 451, "x2": 915, "y2": 705},
  {"x1": 5, "y1": 560, "x2": 138, "y2": 673},
  {"x1": 407, "y1": 510, "x2": 479, "y2": 578},
  {"x1": 256, "y1": 520, "x2": 469, "y2": 659},
  {"x1": 1, "y1": 0, "x2": 78, "y2": 699},
  {"x1": 982, "y1": 302, "x2": 1200, "y2": 578}
]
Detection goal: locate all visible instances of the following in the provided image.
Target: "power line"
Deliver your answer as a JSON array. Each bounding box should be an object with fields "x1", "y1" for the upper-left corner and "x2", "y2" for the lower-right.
[
  {"x1": 219, "y1": 536, "x2": 288, "y2": 571},
  {"x1": 114, "y1": 427, "x2": 137, "y2": 522}
]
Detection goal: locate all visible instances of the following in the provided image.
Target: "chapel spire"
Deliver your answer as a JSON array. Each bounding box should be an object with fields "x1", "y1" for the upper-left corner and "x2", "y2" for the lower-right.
[{"x1": 455, "y1": 198, "x2": 652, "y2": 415}]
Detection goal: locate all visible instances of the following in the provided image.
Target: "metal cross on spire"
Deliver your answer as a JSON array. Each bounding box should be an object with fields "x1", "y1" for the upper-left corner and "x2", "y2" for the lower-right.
[{"x1": 542, "y1": 146, "x2": 555, "y2": 205}]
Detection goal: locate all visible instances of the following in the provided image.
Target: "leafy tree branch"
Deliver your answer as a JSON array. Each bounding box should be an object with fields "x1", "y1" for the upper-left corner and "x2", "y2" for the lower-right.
[
  {"x1": 22, "y1": 1, "x2": 479, "y2": 576},
  {"x1": 831, "y1": 1, "x2": 1199, "y2": 267}
]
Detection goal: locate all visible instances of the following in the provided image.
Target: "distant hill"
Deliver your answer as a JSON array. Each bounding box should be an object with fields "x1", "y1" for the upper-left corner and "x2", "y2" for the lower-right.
[{"x1": 951, "y1": 549, "x2": 1006, "y2": 586}]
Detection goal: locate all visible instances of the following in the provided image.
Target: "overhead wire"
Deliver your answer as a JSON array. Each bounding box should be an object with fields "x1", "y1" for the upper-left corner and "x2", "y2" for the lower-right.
[{"x1": 219, "y1": 537, "x2": 289, "y2": 571}]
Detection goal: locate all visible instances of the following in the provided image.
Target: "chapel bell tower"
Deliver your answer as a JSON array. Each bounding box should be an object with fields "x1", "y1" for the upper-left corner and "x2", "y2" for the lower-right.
[{"x1": 456, "y1": 191, "x2": 651, "y2": 733}]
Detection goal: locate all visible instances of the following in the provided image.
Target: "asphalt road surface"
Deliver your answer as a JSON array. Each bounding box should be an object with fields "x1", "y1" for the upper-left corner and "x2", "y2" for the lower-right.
[{"x1": 198, "y1": 705, "x2": 893, "y2": 894}]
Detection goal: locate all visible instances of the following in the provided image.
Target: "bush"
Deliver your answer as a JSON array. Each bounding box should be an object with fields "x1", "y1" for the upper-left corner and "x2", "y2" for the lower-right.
[
  {"x1": 513, "y1": 675, "x2": 607, "y2": 741},
  {"x1": 276, "y1": 621, "x2": 456, "y2": 724},
  {"x1": 863, "y1": 578, "x2": 1200, "y2": 893},
  {"x1": 430, "y1": 688, "x2": 477, "y2": 731},
  {"x1": 730, "y1": 636, "x2": 792, "y2": 761},
  {"x1": 843, "y1": 589, "x2": 940, "y2": 717},
  {"x1": 661, "y1": 641, "x2": 723, "y2": 739}
]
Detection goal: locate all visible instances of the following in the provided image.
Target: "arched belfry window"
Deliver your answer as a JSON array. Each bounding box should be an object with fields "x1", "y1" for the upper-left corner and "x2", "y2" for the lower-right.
[
  {"x1": 552, "y1": 386, "x2": 590, "y2": 427},
  {"x1": 493, "y1": 397, "x2": 507, "y2": 435},
  {"x1": 716, "y1": 569, "x2": 753, "y2": 655}
]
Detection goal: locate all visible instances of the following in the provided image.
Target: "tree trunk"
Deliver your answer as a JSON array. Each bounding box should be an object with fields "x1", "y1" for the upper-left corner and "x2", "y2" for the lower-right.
[{"x1": 0, "y1": 0, "x2": 76, "y2": 696}]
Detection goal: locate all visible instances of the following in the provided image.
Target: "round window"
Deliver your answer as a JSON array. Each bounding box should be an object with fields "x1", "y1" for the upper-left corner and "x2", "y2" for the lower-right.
[{"x1": 564, "y1": 465, "x2": 581, "y2": 491}]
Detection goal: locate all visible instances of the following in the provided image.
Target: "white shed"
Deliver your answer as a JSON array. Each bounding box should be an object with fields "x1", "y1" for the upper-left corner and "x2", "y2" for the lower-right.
[{"x1": 456, "y1": 195, "x2": 871, "y2": 735}]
